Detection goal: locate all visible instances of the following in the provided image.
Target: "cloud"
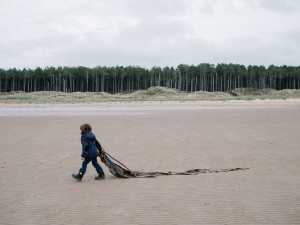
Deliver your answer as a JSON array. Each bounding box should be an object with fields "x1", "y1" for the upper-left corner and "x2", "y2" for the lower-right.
[
  {"x1": 255, "y1": 0, "x2": 299, "y2": 13},
  {"x1": 0, "y1": 0, "x2": 299, "y2": 69}
]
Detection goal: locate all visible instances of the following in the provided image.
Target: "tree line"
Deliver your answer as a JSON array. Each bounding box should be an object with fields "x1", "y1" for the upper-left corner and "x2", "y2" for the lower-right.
[{"x1": 0, "y1": 64, "x2": 299, "y2": 93}]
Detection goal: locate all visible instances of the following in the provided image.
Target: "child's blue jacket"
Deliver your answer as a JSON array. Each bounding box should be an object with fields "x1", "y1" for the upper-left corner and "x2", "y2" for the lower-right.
[{"x1": 81, "y1": 131, "x2": 103, "y2": 158}]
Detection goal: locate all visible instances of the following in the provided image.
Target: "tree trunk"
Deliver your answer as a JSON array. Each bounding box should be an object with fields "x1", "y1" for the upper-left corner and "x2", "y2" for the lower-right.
[
  {"x1": 86, "y1": 73, "x2": 89, "y2": 92},
  {"x1": 121, "y1": 72, "x2": 123, "y2": 93},
  {"x1": 101, "y1": 74, "x2": 105, "y2": 92}
]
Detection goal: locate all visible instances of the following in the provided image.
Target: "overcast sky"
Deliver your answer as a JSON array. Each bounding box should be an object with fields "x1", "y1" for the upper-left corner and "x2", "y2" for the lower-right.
[{"x1": 0, "y1": 0, "x2": 299, "y2": 69}]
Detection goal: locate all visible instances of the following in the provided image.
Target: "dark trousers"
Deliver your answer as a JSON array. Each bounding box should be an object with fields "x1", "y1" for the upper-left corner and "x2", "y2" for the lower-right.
[{"x1": 79, "y1": 157, "x2": 104, "y2": 176}]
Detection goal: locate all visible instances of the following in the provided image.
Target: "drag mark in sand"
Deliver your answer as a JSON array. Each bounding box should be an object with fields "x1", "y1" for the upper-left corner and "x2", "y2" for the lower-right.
[{"x1": 101, "y1": 152, "x2": 249, "y2": 178}]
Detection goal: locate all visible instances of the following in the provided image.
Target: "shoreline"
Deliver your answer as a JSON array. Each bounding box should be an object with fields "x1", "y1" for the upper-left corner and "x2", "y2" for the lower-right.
[
  {"x1": 0, "y1": 98, "x2": 300, "y2": 108},
  {"x1": 0, "y1": 99, "x2": 299, "y2": 117}
]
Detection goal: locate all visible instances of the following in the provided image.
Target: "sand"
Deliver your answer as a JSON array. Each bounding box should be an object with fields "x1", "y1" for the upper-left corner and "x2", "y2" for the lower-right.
[{"x1": 0, "y1": 101, "x2": 299, "y2": 224}]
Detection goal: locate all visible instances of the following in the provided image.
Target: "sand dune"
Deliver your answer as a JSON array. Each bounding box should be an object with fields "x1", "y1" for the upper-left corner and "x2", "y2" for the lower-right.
[
  {"x1": 1, "y1": 87, "x2": 300, "y2": 104},
  {"x1": 0, "y1": 101, "x2": 299, "y2": 224}
]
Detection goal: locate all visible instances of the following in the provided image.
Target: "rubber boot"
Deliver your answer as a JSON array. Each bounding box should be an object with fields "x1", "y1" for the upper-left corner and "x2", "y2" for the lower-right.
[
  {"x1": 72, "y1": 173, "x2": 83, "y2": 182},
  {"x1": 95, "y1": 174, "x2": 105, "y2": 180}
]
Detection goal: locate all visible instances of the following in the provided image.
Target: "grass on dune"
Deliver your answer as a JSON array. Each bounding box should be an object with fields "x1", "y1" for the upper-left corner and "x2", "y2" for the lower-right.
[{"x1": 0, "y1": 86, "x2": 300, "y2": 104}]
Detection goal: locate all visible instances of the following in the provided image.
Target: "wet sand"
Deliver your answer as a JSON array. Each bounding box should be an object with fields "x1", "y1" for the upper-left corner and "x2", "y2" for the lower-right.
[{"x1": 0, "y1": 101, "x2": 299, "y2": 224}]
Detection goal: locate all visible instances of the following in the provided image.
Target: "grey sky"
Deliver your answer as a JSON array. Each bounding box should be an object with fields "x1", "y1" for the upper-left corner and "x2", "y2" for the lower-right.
[{"x1": 0, "y1": 0, "x2": 299, "y2": 69}]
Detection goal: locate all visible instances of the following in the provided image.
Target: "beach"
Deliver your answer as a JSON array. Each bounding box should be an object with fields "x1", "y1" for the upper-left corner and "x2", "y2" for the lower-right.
[{"x1": 0, "y1": 100, "x2": 299, "y2": 224}]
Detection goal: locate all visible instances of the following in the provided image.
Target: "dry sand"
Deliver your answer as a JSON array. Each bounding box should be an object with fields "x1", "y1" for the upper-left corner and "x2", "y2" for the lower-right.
[{"x1": 0, "y1": 101, "x2": 299, "y2": 224}]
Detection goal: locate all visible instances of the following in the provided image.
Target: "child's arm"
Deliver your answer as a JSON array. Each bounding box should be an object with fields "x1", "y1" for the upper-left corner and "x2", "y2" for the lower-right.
[
  {"x1": 95, "y1": 139, "x2": 104, "y2": 154},
  {"x1": 81, "y1": 137, "x2": 89, "y2": 158}
]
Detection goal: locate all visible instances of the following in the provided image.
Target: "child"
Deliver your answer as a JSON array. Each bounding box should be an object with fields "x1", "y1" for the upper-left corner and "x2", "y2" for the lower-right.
[{"x1": 72, "y1": 124, "x2": 105, "y2": 182}]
